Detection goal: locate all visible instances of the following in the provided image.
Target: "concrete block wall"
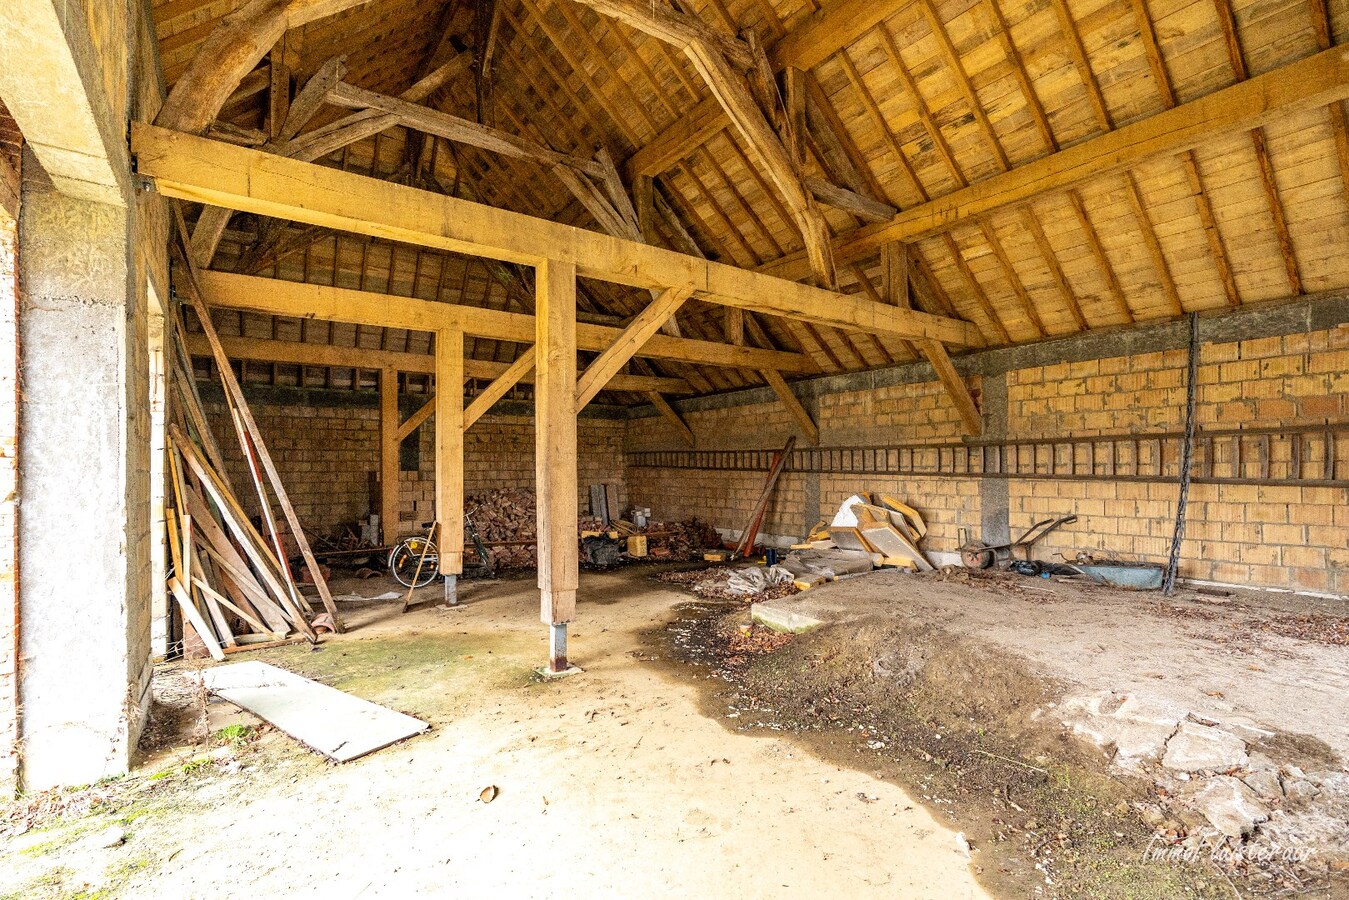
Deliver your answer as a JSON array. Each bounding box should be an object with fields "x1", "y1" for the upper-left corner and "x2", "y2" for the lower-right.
[
  {"x1": 626, "y1": 387, "x2": 983, "y2": 551},
  {"x1": 626, "y1": 400, "x2": 808, "y2": 538},
  {"x1": 1006, "y1": 326, "x2": 1349, "y2": 594},
  {"x1": 624, "y1": 298, "x2": 1348, "y2": 596},
  {"x1": 201, "y1": 391, "x2": 629, "y2": 540},
  {"x1": 203, "y1": 395, "x2": 382, "y2": 537}
]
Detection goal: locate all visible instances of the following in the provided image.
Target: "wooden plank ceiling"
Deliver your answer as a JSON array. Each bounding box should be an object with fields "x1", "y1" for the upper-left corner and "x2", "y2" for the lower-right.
[{"x1": 154, "y1": 0, "x2": 1349, "y2": 403}]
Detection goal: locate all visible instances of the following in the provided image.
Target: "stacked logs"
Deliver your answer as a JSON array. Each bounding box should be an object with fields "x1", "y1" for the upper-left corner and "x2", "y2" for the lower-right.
[{"x1": 463, "y1": 488, "x2": 721, "y2": 569}]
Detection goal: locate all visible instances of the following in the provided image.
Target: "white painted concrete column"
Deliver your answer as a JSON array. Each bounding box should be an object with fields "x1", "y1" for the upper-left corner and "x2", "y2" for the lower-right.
[{"x1": 15, "y1": 155, "x2": 153, "y2": 789}]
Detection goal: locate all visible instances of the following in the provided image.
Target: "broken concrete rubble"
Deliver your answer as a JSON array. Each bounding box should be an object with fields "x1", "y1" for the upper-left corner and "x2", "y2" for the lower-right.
[
  {"x1": 1185, "y1": 775, "x2": 1269, "y2": 838},
  {"x1": 1162, "y1": 721, "x2": 1250, "y2": 773},
  {"x1": 1242, "y1": 769, "x2": 1283, "y2": 801},
  {"x1": 1061, "y1": 692, "x2": 1186, "y2": 766}
]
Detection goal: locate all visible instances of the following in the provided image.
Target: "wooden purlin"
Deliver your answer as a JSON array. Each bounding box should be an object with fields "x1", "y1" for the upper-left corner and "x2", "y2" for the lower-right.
[{"x1": 193, "y1": 271, "x2": 819, "y2": 371}]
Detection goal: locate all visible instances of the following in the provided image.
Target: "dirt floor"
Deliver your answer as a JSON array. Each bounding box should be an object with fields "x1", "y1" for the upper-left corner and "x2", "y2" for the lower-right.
[
  {"x1": 2, "y1": 565, "x2": 1345, "y2": 899},
  {"x1": 0, "y1": 569, "x2": 988, "y2": 900}
]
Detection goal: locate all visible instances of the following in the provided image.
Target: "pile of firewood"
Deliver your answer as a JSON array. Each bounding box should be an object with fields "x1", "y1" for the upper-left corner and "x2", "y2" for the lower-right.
[
  {"x1": 464, "y1": 488, "x2": 721, "y2": 569},
  {"x1": 644, "y1": 518, "x2": 723, "y2": 561},
  {"x1": 466, "y1": 487, "x2": 539, "y2": 568}
]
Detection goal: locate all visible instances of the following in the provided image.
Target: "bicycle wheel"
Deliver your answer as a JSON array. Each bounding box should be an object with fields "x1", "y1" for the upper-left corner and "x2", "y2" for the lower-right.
[{"x1": 389, "y1": 538, "x2": 439, "y2": 588}]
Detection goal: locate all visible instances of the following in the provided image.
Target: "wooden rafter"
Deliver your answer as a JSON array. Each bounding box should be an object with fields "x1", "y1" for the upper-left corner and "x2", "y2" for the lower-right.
[
  {"x1": 565, "y1": 0, "x2": 837, "y2": 288},
  {"x1": 1209, "y1": 0, "x2": 1302, "y2": 297},
  {"x1": 755, "y1": 45, "x2": 1349, "y2": 276}
]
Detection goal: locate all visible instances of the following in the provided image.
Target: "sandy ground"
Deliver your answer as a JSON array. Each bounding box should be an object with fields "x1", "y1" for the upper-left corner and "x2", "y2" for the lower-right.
[
  {"x1": 773, "y1": 571, "x2": 1349, "y2": 760},
  {"x1": 2, "y1": 570, "x2": 989, "y2": 900}
]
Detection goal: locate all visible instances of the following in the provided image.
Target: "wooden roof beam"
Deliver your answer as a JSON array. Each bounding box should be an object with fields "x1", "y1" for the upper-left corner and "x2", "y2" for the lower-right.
[
  {"x1": 186, "y1": 332, "x2": 688, "y2": 394},
  {"x1": 326, "y1": 81, "x2": 606, "y2": 178},
  {"x1": 156, "y1": 0, "x2": 377, "y2": 134},
  {"x1": 191, "y1": 270, "x2": 820, "y2": 371},
  {"x1": 133, "y1": 125, "x2": 979, "y2": 345}
]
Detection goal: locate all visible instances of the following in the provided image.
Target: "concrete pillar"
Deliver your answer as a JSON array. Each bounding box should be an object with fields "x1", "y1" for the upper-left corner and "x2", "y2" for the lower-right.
[
  {"x1": 801, "y1": 392, "x2": 821, "y2": 534},
  {"x1": 979, "y1": 371, "x2": 1010, "y2": 546},
  {"x1": 0, "y1": 187, "x2": 18, "y2": 794},
  {"x1": 16, "y1": 154, "x2": 152, "y2": 790}
]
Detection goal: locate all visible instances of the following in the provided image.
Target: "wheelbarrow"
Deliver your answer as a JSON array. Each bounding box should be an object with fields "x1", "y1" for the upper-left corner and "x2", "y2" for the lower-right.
[{"x1": 959, "y1": 515, "x2": 1078, "y2": 570}]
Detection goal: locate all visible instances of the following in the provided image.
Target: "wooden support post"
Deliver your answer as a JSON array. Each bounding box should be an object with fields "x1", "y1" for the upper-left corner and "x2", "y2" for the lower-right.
[
  {"x1": 535, "y1": 259, "x2": 578, "y2": 669},
  {"x1": 646, "y1": 391, "x2": 695, "y2": 447},
  {"x1": 379, "y1": 368, "x2": 400, "y2": 545},
  {"x1": 435, "y1": 327, "x2": 465, "y2": 600},
  {"x1": 725, "y1": 307, "x2": 745, "y2": 346},
  {"x1": 880, "y1": 241, "x2": 909, "y2": 310},
  {"x1": 635, "y1": 174, "x2": 656, "y2": 244},
  {"x1": 268, "y1": 35, "x2": 290, "y2": 141},
  {"x1": 762, "y1": 369, "x2": 818, "y2": 444}
]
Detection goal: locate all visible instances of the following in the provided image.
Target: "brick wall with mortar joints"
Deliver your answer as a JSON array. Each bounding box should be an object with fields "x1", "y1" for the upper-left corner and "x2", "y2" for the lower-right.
[
  {"x1": 203, "y1": 401, "x2": 628, "y2": 539},
  {"x1": 1006, "y1": 326, "x2": 1349, "y2": 595},
  {"x1": 817, "y1": 378, "x2": 978, "y2": 552},
  {"x1": 401, "y1": 415, "x2": 629, "y2": 532},
  {"x1": 626, "y1": 400, "x2": 808, "y2": 537},
  {"x1": 622, "y1": 324, "x2": 1345, "y2": 592},
  {"x1": 625, "y1": 382, "x2": 977, "y2": 543}
]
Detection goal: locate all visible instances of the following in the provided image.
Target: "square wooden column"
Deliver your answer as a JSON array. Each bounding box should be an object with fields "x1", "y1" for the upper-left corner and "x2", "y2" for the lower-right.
[
  {"x1": 534, "y1": 259, "x2": 578, "y2": 668},
  {"x1": 435, "y1": 327, "x2": 464, "y2": 598},
  {"x1": 379, "y1": 368, "x2": 400, "y2": 546}
]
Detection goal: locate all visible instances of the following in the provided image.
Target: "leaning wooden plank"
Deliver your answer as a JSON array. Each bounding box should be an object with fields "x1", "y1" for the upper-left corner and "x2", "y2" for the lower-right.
[
  {"x1": 859, "y1": 524, "x2": 933, "y2": 572},
  {"x1": 178, "y1": 440, "x2": 316, "y2": 639},
  {"x1": 169, "y1": 578, "x2": 225, "y2": 662},
  {"x1": 203, "y1": 661, "x2": 429, "y2": 762},
  {"x1": 185, "y1": 486, "x2": 294, "y2": 633},
  {"x1": 200, "y1": 545, "x2": 297, "y2": 634},
  {"x1": 169, "y1": 207, "x2": 343, "y2": 631},
  {"x1": 877, "y1": 495, "x2": 927, "y2": 539},
  {"x1": 828, "y1": 526, "x2": 873, "y2": 554},
  {"x1": 192, "y1": 576, "x2": 271, "y2": 635}
]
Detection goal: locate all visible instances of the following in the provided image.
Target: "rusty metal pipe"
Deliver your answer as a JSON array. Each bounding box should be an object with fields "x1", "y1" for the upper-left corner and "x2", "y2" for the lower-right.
[{"x1": 548, "y1": 623, "x2": 568, "y2": 673}]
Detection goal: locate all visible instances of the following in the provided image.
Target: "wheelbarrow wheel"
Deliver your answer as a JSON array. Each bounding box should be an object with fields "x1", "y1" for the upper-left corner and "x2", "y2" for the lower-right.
[{"x1": 960, "y1": 542, "x2": 995, "y2": 569}]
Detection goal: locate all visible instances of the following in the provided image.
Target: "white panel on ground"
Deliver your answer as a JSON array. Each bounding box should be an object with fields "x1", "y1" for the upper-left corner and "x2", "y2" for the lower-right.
[{"x1": 203, "y1": 661, "x2": 429, "y2": 762}]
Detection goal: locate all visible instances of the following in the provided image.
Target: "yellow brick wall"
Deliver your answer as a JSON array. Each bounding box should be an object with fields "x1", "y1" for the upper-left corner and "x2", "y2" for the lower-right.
[
  {"x1": 1009, "y1": 326, "x2": 1349, "y2": 594},
  {"x1": 401, "y1": 414, "x2": 628, "y2": 533},
  {"x1": 204, "y1": 401, "x2": 628, "y2": 541},
  {"x1": 626, "y1": 400, "x2": 808, "y2": 537},
  {"x1": 624, "y1": 325, "x2": 1346, "y2": 594}
]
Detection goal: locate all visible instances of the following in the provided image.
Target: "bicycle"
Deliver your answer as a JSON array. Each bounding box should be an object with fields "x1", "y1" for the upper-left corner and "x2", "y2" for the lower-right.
[{"x1": 388, "y1": 515, "x2": 493, "y2": 588}]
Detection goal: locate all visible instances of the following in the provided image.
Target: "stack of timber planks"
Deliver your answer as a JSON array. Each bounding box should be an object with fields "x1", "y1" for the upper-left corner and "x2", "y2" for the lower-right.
[{"x1": 163, "y1": 207, "x2": 342, "y2": 659}]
